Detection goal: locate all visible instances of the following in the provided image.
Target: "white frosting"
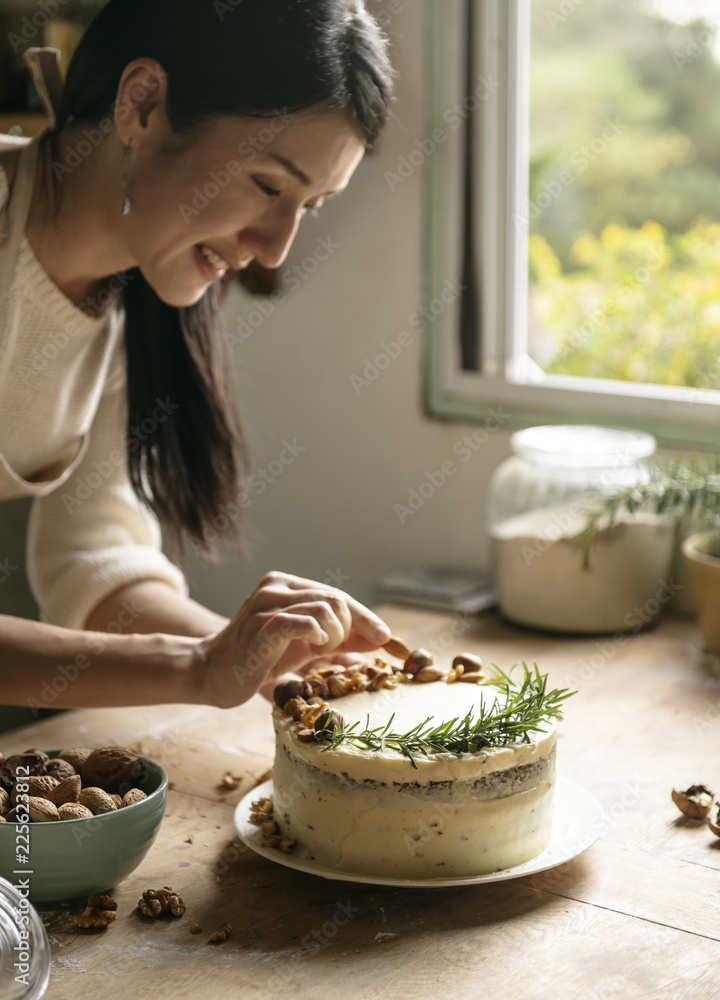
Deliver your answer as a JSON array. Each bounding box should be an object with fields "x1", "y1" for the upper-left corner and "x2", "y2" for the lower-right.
[
  {"x1": 275, "y1": 681, "x2": 555, "y2": 782},
  {"x1": 272, "y1": 679, "x2": 558, "y2": 878}
]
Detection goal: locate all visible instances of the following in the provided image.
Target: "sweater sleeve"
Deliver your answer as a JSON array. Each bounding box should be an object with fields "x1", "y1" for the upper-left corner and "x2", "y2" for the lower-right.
[{"x1": 26, "y1": 345, "x2": 187, "y2": 630}]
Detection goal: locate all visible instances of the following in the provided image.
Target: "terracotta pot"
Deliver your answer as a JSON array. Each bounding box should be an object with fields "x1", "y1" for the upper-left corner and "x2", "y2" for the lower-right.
[{"x1": 682, "y1": 532, "x2": 720, "y2": 654}]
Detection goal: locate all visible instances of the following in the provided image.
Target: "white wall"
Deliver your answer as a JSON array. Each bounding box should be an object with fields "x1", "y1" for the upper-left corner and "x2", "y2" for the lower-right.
[{"x1": 185, "y1": 0, "x2": 515, "y2": 616}]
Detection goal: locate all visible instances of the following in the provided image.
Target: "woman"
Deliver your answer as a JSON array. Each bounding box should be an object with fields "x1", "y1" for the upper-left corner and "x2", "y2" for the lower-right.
[{"x1": 0, "y1": 0, "x2": 394, "y2": 712}]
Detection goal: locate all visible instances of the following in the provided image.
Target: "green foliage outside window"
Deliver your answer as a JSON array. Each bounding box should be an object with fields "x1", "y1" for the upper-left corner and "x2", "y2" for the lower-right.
[
  {"x1": 529, "y1": 0, "x2": 720, "y2": 389},
  {"x1": 529, "y1": 220, "x2": 720, "y2": 389}
]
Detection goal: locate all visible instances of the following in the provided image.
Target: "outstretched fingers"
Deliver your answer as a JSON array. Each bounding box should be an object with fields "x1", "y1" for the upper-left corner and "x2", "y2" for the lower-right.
[{"x1": 254, "y1": 573, "x2": 390, "y2": 649}]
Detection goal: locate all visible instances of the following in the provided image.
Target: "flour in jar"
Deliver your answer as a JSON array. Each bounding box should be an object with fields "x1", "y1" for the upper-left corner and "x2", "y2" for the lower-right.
[{"x1": 492, "y1": 506, "x2": 675, "y2": 634}]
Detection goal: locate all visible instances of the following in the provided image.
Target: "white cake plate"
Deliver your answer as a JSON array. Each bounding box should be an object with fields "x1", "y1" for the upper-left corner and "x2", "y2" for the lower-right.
[{"x1": 233, "y1": 777, "x2": 604, "y2": 888}]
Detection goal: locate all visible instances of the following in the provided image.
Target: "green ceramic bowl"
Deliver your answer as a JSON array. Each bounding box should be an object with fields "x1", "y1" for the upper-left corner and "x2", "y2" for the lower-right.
[{"x1": 0, "y1": 751, "x2": 167, "y2": 903}]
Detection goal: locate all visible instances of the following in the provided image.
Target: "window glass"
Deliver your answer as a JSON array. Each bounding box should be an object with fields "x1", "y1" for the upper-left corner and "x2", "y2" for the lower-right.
[{"x1": 528, "y1": 0, "x2": 720, "y2": 392}]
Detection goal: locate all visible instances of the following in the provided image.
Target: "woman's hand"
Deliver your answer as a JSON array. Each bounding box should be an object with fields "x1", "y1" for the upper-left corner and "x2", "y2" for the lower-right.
[{"x1": 192, "y1": 571, "x2": 390, "y2": 708}]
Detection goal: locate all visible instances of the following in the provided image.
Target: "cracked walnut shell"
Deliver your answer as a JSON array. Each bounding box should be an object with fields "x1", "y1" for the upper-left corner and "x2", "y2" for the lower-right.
[{"x1": 671, "y1": 785, "x2": 714, "y2": 819}]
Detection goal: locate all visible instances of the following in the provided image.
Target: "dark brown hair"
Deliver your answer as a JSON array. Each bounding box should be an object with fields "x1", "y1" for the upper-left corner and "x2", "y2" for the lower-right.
[{"x1": 52, "y1": 0, "x2": 393, "y2": 556}]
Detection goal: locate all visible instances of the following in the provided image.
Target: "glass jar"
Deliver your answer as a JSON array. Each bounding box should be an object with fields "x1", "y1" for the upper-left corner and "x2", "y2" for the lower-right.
[
  {"x1": 0, "y1": 877, "x2": 50, "y2": 1000},
  {"x1": 488, "y1": 425, "x2": 675, "y2": 634}
]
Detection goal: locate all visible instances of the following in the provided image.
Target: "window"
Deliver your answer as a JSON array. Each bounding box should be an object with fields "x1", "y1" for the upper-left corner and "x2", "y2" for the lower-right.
[{"x1": 426, "y1": 0, "x2": 720, "y2": 446}]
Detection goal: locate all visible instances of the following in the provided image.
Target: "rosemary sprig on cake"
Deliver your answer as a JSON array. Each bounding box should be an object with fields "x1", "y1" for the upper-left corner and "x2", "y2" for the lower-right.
[{"x1": 315, "y1": 662, "x2": 575, "y2": 768}]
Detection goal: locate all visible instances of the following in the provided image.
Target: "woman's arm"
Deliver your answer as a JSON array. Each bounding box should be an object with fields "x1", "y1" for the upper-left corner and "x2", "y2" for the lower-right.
[
  {"x1": 0, "y1": 613, "x2": 200, "y2": 711},
  {"x1": 84, "y1": 579, "x2": 228, "y2": 637},
  {"x1": 2, "y1": 572, "x2": 390, "y2": 712}
]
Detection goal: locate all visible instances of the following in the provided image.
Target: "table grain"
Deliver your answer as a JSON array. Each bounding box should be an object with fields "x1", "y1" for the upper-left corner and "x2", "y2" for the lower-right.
[{"x1": 3, "y1": 609, "x2": 719, "y2": 1000}]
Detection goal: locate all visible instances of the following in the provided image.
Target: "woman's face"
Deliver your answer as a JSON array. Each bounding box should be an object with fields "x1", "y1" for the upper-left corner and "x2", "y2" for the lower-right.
[{"x1": 123, "y1": 107, "x2": 367, "y2": 307}]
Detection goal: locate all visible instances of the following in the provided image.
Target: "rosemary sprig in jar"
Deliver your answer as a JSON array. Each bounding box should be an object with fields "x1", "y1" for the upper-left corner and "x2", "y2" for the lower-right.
[
  {"x1": 577, "y1": 455, "x2": 720, "y2": 569},
  {"x1": 313, "y1": 662, "x2": 575, "y2": 769}
]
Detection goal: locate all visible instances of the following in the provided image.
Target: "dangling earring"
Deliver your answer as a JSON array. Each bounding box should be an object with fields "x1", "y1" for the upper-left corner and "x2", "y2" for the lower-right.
[
  {"x1": 121, "y1": 146, "x2": 132, "y2": 215},
  {"x1": 121, "y1": 173, "x2": 131, "y2": 215}
]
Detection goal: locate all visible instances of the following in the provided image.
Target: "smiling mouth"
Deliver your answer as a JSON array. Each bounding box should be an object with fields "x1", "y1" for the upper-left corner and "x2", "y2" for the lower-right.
[{"x1": 197, "y1": 243, "x2": 229, "y2": 273}]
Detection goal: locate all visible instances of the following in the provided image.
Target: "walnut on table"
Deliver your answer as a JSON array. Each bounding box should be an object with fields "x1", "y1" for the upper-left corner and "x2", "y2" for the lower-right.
[
  {"x1": 138, "y1": 886, "x2": 186, "y2": 918},
  {"x1": 68, "y1": 894, "x2": 118, "y2": 929},
  {"x1": 219, "y1": 771, "x2": 242, "y2": 790},
  {"x1": 671, "y1": 784, "x2": 714, "y2": 819},
  {"x1": 208, "y1": 923, "x2": 232, "y2": 944}
]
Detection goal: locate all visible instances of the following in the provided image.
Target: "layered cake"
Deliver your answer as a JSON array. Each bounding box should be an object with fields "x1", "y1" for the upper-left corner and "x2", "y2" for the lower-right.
[{"x1": 269, "y1": 647, "x2": 568, "y2": 879}]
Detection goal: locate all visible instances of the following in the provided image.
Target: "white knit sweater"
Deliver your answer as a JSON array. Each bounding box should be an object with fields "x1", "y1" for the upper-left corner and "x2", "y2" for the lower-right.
[{"x1": 0, "y1": 159, "x2": 186, "y2": 629}]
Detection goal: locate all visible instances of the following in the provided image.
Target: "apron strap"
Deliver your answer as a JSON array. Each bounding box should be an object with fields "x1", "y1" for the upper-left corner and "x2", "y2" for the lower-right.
[{"x1": 24, "y1": 47, "x2": 67, "y2": 131}]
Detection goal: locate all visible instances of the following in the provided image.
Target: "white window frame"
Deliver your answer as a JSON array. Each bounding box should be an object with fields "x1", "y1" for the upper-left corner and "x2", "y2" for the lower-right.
[{"x1": 425, "y1": 0, "x2": 720, "y2": 447}]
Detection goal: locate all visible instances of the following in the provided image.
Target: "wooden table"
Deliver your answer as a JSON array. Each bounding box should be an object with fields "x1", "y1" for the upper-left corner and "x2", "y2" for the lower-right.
[{"x1": 3, "y1": 608, "x2": 720, "y2": 1000}]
